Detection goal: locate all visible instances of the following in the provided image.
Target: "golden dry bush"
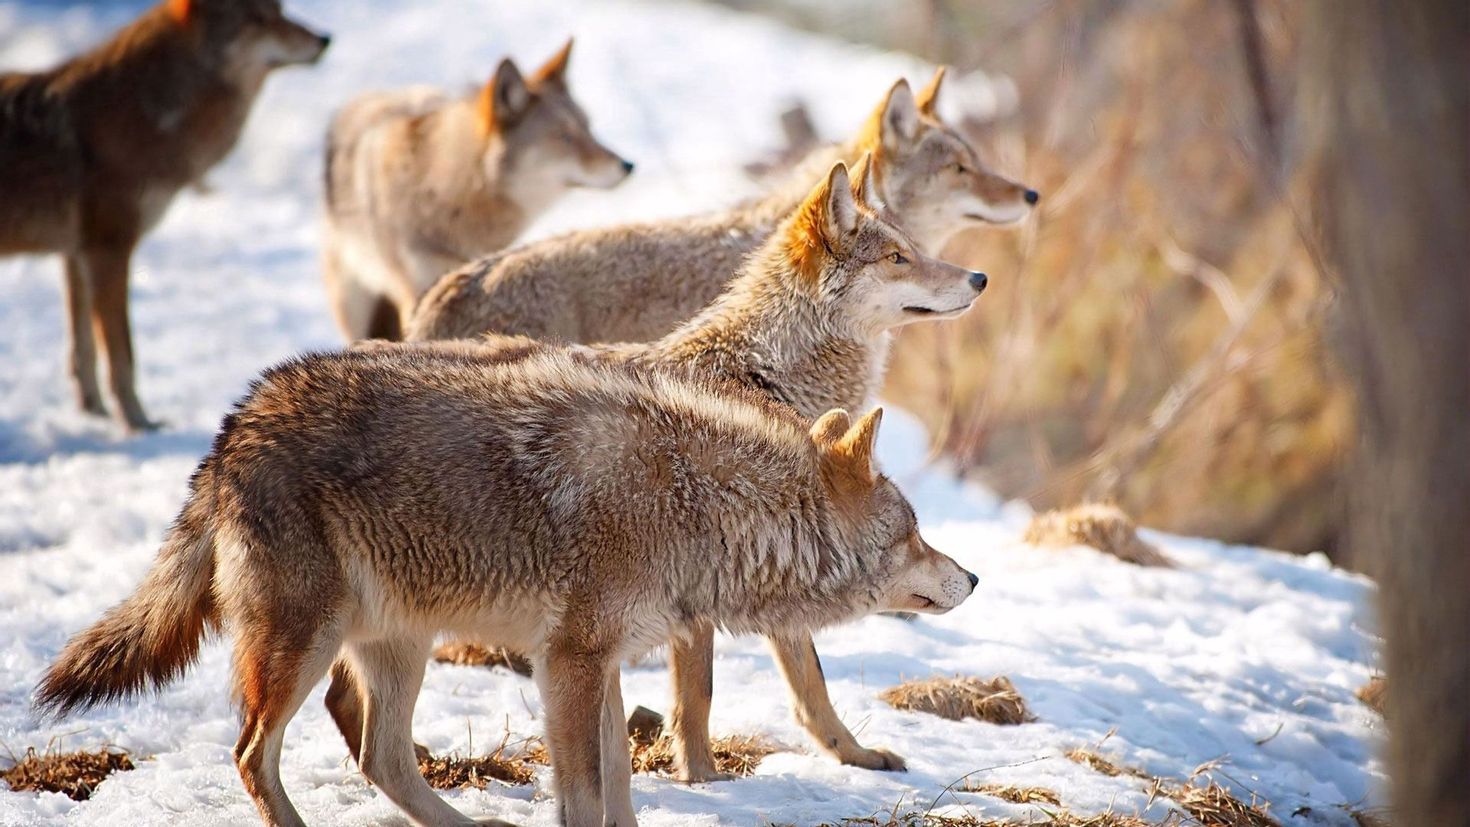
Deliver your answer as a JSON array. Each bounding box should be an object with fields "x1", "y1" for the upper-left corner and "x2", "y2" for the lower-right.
[
  {"x1": 816, "y1": 810, "x2": 1153, "y2": 826},
  {"x1": 431, "y1": 642, "x2": 533, "y2": 676},
  {"x1": 1356, "y1": 676, "x2": 1386, "y2": 716},
  {"x1": 1022, "y1": 503, "x2": 1172, "y2": 567},
  {"x1": 963, "y1": 782, "x2": 1062, "y2": 805},
  {"x1": 630, "y1": 733, "x2": 777, "y2": 777},
  {"x1": 1168, "y1": 776, "x2": 1280, "y2": 827},
  {"x1": 417, "y1": 740, "x2": 548, "y2": 789},
  {"x1": 879, "y1": 675, "x2": 1034, "y2": 725},
  {"x1": 1064, "y1": 747, "x2": 1152, "y2": 779},
  {"x1": 0, "y1": 746, "x2": 134, "y2": 801}
]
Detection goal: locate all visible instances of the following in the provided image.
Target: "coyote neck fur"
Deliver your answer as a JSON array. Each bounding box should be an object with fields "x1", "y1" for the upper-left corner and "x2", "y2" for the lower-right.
[{"x1": 626, "y1": 248, "x2": 884, "y2": 420}]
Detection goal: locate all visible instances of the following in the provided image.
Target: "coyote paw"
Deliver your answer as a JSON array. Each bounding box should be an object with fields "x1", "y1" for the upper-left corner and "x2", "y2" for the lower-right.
[
  {"x1": 842, "y1": 746, "x2": 906, "y2": 772},
  {"x1": 674, "y1": 765, "x2": 736, "y2": 784}
]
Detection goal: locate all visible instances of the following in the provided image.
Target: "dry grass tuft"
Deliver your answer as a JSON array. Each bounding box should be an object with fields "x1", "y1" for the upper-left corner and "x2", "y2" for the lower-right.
[
  {"x1": 1167, "y1": 775, "x2": 1280, "y2": 827},
  {"x1": 1356, "y1": 676, "x2": 1386, "y2": 716},
  {"x1": 815, "y1": 810, "x2": 1153, "y2": 826},
  {"x1": 432, "y1": 642, "x2": 533, "y2": 676},
  {"x1": 630, "y1": 733, "x2": 778, "y2": 777},
  {"x1": 880, "y1": 676, "x2": 1035, "y2": 725},
  {"x1": 1064, "y1": 747, "x2": 1150, "y2": 779},
  {"x1": 962, "y1": 782, "x2": 1062, "y2": 805},
  {"x1": 1347, "y1": 806, "x2": 1393, "y2": 827},
  {"x1": 1023, "y1": 504, "x2": 1172, "y2": 567},
  {"x1": 0, "y1": 746, "x2": 134, "y2": 800},
  {"x1": 418, "y1": 739, "x2": 548, "y2": 789}
]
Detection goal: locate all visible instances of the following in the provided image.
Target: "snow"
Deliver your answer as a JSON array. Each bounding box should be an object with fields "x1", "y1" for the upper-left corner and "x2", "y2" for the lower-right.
[{"x1": 0, "y1": 0, "x2": 1384, "y2": 825}]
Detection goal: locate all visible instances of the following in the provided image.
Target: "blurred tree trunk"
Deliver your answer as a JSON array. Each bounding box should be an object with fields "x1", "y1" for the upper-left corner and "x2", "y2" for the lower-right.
[{"x1": 1302, "y1": 3, "x2": 1469, "y2": 825}]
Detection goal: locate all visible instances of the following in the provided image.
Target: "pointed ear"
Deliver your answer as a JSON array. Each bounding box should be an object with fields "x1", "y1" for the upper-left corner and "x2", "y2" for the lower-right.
[
  {"x1": 850, "y1": 152, "x2": 884, "y2": 212},
  {"x1": 479, "y1": 59, "x2": 531, "y2": 133},
  {"x1": 167, "y1": 0, "x2": 193, "y2": 23},
  {"x1": 915, "y1": 66, "x2": 947, "y2": 118},
  {"x1": 786, "y1": 162, "x2": 859, "y2": 281},
  {"x1": 875, "y1": 79, "x2": 919, "y2": 153},
  {"x1": 834, "y1": 408, "x2": 883, "y2": 481},
  {"x1": 810, "y1": 409, "x2": 853, "y2": 445},
  {"x1": 531, "y1": 37, "x2": 573, "y2": 86},
  {"x1": 824, "y1": 162, "x2": 859, "y2": 239}
]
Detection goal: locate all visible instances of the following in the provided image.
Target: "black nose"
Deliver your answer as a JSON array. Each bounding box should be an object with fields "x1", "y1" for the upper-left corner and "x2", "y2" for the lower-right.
[
  {"x1": 1024, "y1": 189, "x2": 1040, "y2": 205},
  {"x1": 966, "y1": 571, "x2": 979, "y2": 589},
  {"x1": 620, "y1": 159, "x2": 635, "y2": 174},
  {"x1": 968, "y1": 271, "x2": 988, "y2": 293},
  {"x1": 318, "y1": 34, "x2": 332, "y2": 50}
]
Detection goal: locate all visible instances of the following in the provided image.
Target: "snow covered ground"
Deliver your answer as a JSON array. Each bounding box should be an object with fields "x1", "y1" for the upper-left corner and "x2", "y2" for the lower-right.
[{"x1": 0, "y1": 1, "x2": 1384, "y2": 825}]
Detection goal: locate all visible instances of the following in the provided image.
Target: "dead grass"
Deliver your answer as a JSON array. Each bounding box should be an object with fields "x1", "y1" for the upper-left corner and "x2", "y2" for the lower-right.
[
  {"x1": 1165, "y1": 773, "x2": 1280, "y2": 827},
  {"x1": 417, "y1": 738, "x2": 548, "y2": 789},
  {"x1": 880, "y1": 676, "x2": 1035, "y2": 725},
  {"x1": 630, "y1": 733, "x2": 778, "y2": 777},
  {"x1": 1023, "y1": 504, "x2": 1172, "y2": 567},
  {"x1": 0, "y1": 746, "x2": 134, "y2": 800},
  {"x1": 431, "y1": 642, "x2": 533, "y2": 676},
  {"x1": 813, "y1": 810, "x2": 1153, "y2": 826},
  {"x1": 1356, "y1": 676, "x2": 1386, "y2": 715},
  {"x1": 962, "y1": 782, "x2": 1062, "y2": 805},
  {"x1": 1064, "y1": 747, "x2": 1151, "y2": 779}
]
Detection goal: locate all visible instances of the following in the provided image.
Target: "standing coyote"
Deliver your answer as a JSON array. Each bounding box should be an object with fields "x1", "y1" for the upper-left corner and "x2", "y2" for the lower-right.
[
  {"x1": 35, "y1": 345, "x2": 975, "y2": 827},
  {"x1": 0, "y1": 0, "x2": 329, "y2": 431},
  {"x1": 321, "y1": 39, "x2": 633, "y2": 342},
  {"x1": 408, "y1": 67, "x2": 1035, "y2": 343},
  {"x1": 337, "y1": 159, "x2": 986, "y2": 783}
]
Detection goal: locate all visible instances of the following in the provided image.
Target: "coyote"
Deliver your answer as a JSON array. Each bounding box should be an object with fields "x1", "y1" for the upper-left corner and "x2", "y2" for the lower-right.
[
  {"x1": 36, "y1": 344, "x2": 975, "y2": 827},
  {"x1": 407, "y1": 67, "x2": 1034, "y2": 344},
  {"x1": 0, "y1": 0, "x2": 328, "y2": 431},
  {"x1": 334, "y1": 159, "x2": 986, "y2": 783},
  {"x1": 322, "y1": 39, "x2": 633, "y2": 342}
]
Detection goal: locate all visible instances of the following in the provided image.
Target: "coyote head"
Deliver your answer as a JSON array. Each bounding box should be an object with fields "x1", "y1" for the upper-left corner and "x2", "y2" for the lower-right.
[
  {"x1": 811, "y1": 408, "x2": 976, "y2": 615},
  {"x1": 859, "y1": 69, "x2": 1037, "y2": 252},
  {"x1": 476, "y1": 40, "x2": 633, "y2": 204},
  {"x1": 783, "y1": 159, "x2": 987, "y2": 334},
  {"x1": 172, "y1": 0, "x2": 330, "y2": 71}
]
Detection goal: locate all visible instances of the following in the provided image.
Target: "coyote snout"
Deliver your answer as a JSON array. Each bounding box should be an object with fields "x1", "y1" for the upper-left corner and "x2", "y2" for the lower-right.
[
  {"x1": 207, "y1": 0, "x2": 330, "y2": 70},
  {"x1": 886, "y1": 535, "x2": 977, "y2": 614}
]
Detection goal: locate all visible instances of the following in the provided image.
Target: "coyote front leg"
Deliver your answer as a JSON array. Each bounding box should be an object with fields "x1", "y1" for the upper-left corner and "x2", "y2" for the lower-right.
[{"x1": 768, "y1": 633, "x2": 905, "y2": 771}]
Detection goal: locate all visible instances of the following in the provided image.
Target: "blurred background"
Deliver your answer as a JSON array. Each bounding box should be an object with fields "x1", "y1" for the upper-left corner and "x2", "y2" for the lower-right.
[{"x1": 710, "y1": 0, "x2": 1345, "y2": 561}]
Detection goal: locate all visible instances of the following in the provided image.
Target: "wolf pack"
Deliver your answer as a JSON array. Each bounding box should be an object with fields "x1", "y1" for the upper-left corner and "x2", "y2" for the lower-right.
[{"x1": 3, "y1": 2, "x2": 1042, "y2": 825}]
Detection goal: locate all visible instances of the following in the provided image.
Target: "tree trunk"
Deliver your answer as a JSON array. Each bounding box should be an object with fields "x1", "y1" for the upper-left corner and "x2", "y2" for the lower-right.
[{"x1": 1301, "y1": 3, "x2": 1469, "y2": 825}]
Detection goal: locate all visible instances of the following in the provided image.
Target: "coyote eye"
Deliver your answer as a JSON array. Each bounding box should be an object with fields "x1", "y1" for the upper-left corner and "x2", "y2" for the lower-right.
[
  {"x1": 954, "y1": 163, "x2": 968, "y2": 174},
  {"x1": 888, "y1": 252, "x2": 909, "y2": 265}
]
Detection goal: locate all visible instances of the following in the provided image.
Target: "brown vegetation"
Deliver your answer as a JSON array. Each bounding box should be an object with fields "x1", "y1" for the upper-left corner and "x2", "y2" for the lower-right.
[
  {"x1": 0, "y1": 746, "x2": 134, "y2": 800},
  {"x1": 1023, "y1": 504, "x2": 1171, "y2": 567},
  {"x1": 431, "y1": 642, "x2": 533, "y2": 676},
  {"x1": 963, "y1": 783, "x2": 1061, "y2": 805},
  {"x1": 630, "y1": 733, "x2": 778, "y2": 777},
  {"x1": 1356, "y1": 676, "x2": 1386, "y2": 716},
  {"x1": 880, "y1": 676, "x2": 1034, "y2": 725}
]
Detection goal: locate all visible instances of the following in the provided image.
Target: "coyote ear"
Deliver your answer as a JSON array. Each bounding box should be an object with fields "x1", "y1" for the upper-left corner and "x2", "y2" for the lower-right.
[
  {"x1": 167, "y1": 0, "x2": 193, "y2": 23},
  {"x1": 915, "y1": 66, "x2": 947, "y2": 118},
  {"x1": 810, "y1": 409, "x2": 853, "y2": 445},
  {"x1": 479, "y1": 58, "x2": 531, "y2": 133},
  {"x1": 787, "y1": 162, "x2": 858, "y2": 281},
  {"x1": 532, "y1": 38, "x2": 573, "y2": 86},
  {"x1": 850, "y1": 152, "x2": 884, "y2": 212},
  {"x1": 824, "y1": 162, "x2": 859, "y2": 239},
  {"x1": 834, "y1": 408, "x2": 883, "y2": 480},
  {"x1": 875, "y1": 79, "x2": 919, "y2": 153}
]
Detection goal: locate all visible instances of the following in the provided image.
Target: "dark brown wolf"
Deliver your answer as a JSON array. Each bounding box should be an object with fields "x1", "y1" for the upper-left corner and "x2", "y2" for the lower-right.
[{"x1": 0, "y1": 0, "x2": 328, "y2": 431}]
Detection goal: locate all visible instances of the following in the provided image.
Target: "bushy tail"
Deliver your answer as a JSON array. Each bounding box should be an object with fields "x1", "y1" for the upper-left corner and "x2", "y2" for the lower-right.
[{"x1": 36, "y1": 485, "x2": 220, "y2": 718}]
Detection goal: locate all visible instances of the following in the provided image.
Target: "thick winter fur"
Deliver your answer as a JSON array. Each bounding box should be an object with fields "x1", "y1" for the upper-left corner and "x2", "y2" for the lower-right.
[
  {"x1": 407, "y1": 68, "x2": 1036, "y2": 344},
  {"x1": 0, "y1": 0, "x2": 328, "y2": 431},
  {"x1": 342, "y1": 161, "x2": 986, "y2": 783},
  {"x1": 36, "y1": 346, "x2": 974, "y2": 827},
  {"x1": 322, "y1": 39, "x2": 632, "y2": 342}
]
